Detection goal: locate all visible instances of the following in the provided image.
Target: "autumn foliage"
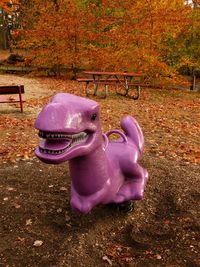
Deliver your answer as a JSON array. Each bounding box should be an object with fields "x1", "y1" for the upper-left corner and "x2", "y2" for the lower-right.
[
  {"x1": 0, "y1": 0, "x2": 19, "y2": 11},
  {"x1": 4, "y1": 0, "x2": 194, "y2": 81},
  {"x1": 0, "y1": 0, "x2": 198, "y2": 84}
]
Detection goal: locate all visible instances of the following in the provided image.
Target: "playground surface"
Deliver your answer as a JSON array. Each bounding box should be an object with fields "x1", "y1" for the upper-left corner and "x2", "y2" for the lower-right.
[
  {"x1": 0, "y1": 155, "x2": 199, "y2": 267},
  {"x1": 0, "y1": 73, "x2": 200, "y2": 266}
]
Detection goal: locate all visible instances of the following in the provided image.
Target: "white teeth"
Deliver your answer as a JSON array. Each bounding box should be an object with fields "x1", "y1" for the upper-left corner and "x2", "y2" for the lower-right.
[
  {"x1": 39, "y1": 131, "x2": 88, "y2": 155},
  {"x1": 39, "y1": 147, "x2": 67, "y2": 155},
  {"x1": 38, "y1": 131, "x2": 87, "y2": 140},
  {"x1": 72, "y1": 132, "x2": 87, "y2": 142}
]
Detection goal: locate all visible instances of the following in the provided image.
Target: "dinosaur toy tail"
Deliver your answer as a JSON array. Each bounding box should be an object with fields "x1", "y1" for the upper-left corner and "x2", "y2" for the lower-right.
[{"x1": 120, "y1": 115, "x2": 144, "y2": 155}]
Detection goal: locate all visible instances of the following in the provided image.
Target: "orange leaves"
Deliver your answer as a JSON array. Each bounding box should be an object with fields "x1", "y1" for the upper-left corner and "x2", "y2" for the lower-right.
[
  {"x1": 0, "y1": 0, "x2": 20, "y2": 17},
  {"x1": 18, "y1": 0, "x2": 86, "y2": 69},
  {"x1": 15, "y1": 0, "x2": 198, "y2": 87},
  {"x1": 0, "y1": 116, "x2": 37, "y2": 163}
]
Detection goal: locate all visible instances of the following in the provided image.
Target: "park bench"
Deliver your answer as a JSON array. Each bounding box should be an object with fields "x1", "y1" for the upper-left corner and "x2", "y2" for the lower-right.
[
  {"x1": 77, "y1": 71, "x2": 145, "y2": 99},
  {"x1": 0, "y1": 85, "x2": 25, "y2": 113}
]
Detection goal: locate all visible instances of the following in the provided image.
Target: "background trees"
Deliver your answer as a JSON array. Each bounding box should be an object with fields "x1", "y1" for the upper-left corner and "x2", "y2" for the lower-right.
[
  {"x1": 4, "y1": 0, "x2": 200, "y2": 83},
  {"x1": 0, "y1": 0, "x2": 20, "y2": 49}
]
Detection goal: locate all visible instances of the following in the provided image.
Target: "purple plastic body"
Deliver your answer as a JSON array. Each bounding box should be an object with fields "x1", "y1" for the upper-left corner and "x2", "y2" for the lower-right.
[{"x1": 34, "y1": 93, "x2": 148, "y2": 214}]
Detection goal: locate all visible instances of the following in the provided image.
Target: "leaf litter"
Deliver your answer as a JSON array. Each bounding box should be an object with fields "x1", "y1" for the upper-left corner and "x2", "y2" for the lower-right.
[{"x1": 0, "y1": 75, "x2": 199, "y2": 165}]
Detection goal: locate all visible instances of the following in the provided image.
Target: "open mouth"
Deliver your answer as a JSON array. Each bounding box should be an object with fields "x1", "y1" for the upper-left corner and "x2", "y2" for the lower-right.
[{"x1": 38, "y1": 130, "x2": 88, "y2": 155}]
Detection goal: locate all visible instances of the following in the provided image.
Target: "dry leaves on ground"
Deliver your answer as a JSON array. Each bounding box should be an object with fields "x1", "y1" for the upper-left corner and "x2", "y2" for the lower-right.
[{"x1": 0, "y1": 78, "x2": 199, "y2": 165}]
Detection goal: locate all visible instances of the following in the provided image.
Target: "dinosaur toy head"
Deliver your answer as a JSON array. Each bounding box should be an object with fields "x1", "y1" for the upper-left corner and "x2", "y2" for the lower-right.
[{"x1": 34, "y1": 93, "x2": 102, "y2": 164}]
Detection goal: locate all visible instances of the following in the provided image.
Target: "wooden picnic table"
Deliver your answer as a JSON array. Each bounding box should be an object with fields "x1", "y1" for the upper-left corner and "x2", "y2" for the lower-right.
[{"x1": 77, "y1": 71, "x2": 144, "y2": 99}]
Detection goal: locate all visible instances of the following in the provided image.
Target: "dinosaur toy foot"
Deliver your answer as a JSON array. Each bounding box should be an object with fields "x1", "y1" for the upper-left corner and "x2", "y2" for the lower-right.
[
  {"x1": 112, "y1": 183, "x2": 144, "y2": 203},
  {"x1": 113, "y1": 169, "x2": 148, "y2": 203}
]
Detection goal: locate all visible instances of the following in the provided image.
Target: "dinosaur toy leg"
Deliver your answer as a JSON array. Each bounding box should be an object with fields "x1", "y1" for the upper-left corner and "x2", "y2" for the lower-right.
[{"x1": 112, "y1": 163, "x2": 148, "y2": 203}]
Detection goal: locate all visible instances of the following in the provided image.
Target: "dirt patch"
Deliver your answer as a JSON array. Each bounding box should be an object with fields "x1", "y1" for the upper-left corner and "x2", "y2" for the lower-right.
[
  {"x1": 0, "y1": 74, "x2": 54, "y2": 117},
  {"x1": 0, "y1": 155, "x2": 199, "y2": 267},
  {"x1": 0, "y1": 74, "x2": 52, "y2": 99}
]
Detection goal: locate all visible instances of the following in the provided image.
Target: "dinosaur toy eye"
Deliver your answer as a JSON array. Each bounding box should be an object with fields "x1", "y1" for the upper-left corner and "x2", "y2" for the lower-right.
[{"x1": 91, "y1": 113, "x2": 97, "y2": 121}]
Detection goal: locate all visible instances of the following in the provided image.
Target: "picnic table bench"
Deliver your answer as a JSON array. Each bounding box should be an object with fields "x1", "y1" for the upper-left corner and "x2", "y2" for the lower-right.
[
  {"x1": 0, "y1": 85, "x2": 25, "y2": 113},
  {"x1": 77, "y1": 71, "x2": 146, "y2": 99}
]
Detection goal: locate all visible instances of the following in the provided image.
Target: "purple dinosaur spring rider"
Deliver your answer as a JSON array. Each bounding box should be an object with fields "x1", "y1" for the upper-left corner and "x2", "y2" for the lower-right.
[{"x1": 34, "y1": 93, "x2": 148, "y2": 214}]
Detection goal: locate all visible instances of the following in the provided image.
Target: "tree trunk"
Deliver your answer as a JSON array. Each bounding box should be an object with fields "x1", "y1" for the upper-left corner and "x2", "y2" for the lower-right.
[{"x1": 190, "y1": 74, "x2": 196, "y2": 90}]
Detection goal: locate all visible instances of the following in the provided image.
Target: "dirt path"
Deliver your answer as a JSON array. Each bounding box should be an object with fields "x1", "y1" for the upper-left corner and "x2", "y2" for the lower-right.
[
  {"x1": 0, "y1": 74, "x2": 52, "y2": 99},
  {"x1": 0, "y1": 74, "x2": 54, "y2": 117},
  {"x1": 0, "y1": 155, "x2": 199, "y2": 267}
]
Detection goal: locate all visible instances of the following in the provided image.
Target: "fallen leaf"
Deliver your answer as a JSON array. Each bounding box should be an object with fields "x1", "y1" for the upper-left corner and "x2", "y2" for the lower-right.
[
  {"x1": 13, "y1": 203, "x2": 21, "y2": 209},
  {"x1": 65, "y1": 213, "x2": 70, "y2": 222},
  {"x1": 24, "y1": 154, "x2": 29, "y2": 160},
  {"x1": 60, "y1": 187, "x2": 68, "y2": 191},
  {"x1": 26, "y1": 219, "x2": 33, "y2": 226},
  {"x1": 155, "y1": 254, "x2": 162, "y2": 259},
  {"x1": 17, "y1": 236, "x2": 25, "y2": 242},
  {"x1": 57, "y1": 208, "x2": 62, "y2": 213},
  {"x1": 7, "y1": 187, "x2": 16, "y2": 191},
  {"x1": 163, "y1": 220, "x2": 171, "y2": 225},
  {"x1": 102, "y1": 255, "x2": 112, "y2": 265},
  {"x1": 33, "y1": 240, "x2": 43, "y2": 247}
]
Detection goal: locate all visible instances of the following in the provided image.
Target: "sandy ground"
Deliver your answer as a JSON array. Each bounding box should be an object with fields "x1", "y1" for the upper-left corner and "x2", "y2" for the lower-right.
[
  {"x1": 0, "y1": 74, "x2": 52, "y2": 99},
  {"x1": 0, "y1": 74, "x2": 54, "y2": 117}
]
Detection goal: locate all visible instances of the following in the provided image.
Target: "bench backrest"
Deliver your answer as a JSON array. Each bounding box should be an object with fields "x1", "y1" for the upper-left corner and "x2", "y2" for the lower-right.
[{"x1": 0, "y1": 85, "x2": 24, "y2": 95}]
